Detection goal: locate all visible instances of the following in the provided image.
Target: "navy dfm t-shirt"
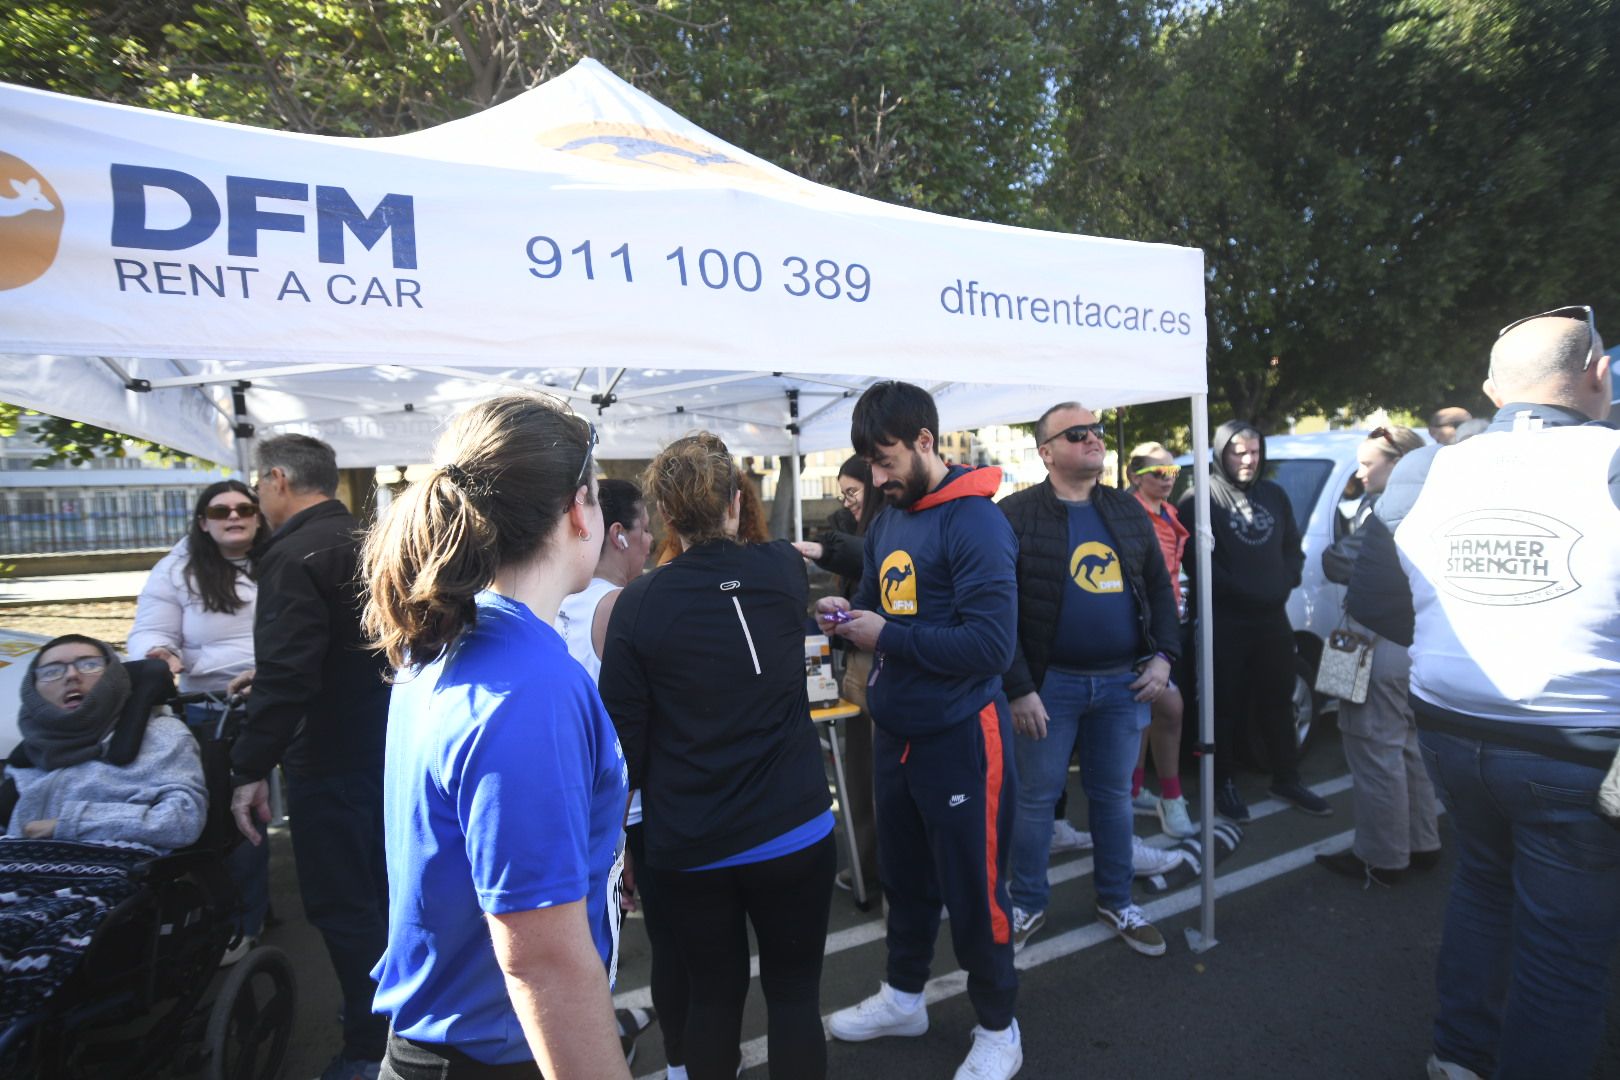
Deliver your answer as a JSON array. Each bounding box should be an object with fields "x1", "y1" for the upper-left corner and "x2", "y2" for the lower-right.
[{"x1": 1050, "y1": 499, "x2": 1140, "y2": 668}]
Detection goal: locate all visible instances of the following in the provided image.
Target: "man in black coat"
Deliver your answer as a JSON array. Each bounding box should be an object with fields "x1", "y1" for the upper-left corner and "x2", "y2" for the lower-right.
[
  {"x1": 1178, "y1": 420, "x2": 1330, "y2": 824},
  {"x1": 228, "y1": 433, "x2": 391, "y2": 1080},
  {"x1": 999, "y1": 402, "x2": 1181, "y2": 958}
]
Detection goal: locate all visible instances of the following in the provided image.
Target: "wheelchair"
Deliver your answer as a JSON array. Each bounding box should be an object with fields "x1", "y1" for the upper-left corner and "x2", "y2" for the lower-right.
[{"x1": 0, "y1": 659, "x2": 297, "y2": 1080}]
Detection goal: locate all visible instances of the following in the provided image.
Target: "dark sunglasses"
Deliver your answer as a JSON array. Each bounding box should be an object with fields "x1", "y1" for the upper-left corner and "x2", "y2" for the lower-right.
[
  {"x1": 1043, "y1": 422, "x2": 1107, "y2": 447},
  {"x1": 574, "y1": 419, "x2": 599, "y2": 489},
  {"x1": 1498, "y1": 305, "x2": 1599, "y2": 371},
  {"x1": 1367, "y1": 427, "x2": 1409, "y2": 458},
  {"x1": 204, "y1": 502, "x2": 259, "y2": 520}
]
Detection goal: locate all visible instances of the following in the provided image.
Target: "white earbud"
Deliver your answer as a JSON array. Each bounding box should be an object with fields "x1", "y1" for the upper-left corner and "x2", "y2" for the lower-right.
[{"x1": 613, "y1": 533, "x2": 630, "y2": 551}]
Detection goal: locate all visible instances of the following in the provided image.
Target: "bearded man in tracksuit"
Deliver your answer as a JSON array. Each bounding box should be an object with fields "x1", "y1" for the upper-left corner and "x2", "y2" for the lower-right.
[{"x1": 819, "y1": 381, "x2": 1023, "y2": 1080}]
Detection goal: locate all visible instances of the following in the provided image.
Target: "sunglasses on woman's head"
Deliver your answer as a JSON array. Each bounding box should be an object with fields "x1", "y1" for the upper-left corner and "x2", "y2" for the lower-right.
[
  {"x1": 1043, "y1": 422, "x2": 1107, "y2": 446},
  {"x1": 204, "y1": 503, "x2": 259, "y2": 520},
  {"x1": 1136, "y1": 464, "x2": 1179, "y2": 478}
]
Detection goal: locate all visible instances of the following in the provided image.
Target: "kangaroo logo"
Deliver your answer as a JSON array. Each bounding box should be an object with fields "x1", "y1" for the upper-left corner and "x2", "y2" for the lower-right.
[
  {"x1": 1069, "y1": 542, "x2": 1124, "y2": 594},
  {"x1": 0, "y1": 153, "x2": 65, "y2": 291},
  {"x1": 538, "y1": 122, "x2": 785, "y2": 185},
  {"x1": 879, "y1": 551, "x2": 917, "y2": 615}
]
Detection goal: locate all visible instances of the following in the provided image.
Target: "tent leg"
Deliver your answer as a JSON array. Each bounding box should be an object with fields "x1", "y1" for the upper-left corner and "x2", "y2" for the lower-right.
[
  {"x1": 790, "y1": 426, "x2": 804, "y2": 542},
  {"x1": 1185, "y1": 392, "x2": 1220, "y2": 955},
  {"x1": 231, "y1": 381, "x2": 255, "y2": 476}
]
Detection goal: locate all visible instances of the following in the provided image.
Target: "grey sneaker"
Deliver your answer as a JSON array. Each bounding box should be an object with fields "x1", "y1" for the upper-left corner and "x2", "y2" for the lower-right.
[
  {"x1": 1050, "y1": 820, "x2": 1094, "y2": 853},
  {"x1": 1011, "y1": 906, "x2": 1044, "y2": 953},
  {"x1": 1131, "y1": 789, "x2": 1159, "y2": 816},
  {"x1": 1096, "y1": 902, "x2": 1166, "y2": 957},
  {"x1": 1157, "y1": 795, "x2": 1197, "y2": 838},
  {"x1": 828, "y1": 982, "x2": 929, "y2": 1041}
]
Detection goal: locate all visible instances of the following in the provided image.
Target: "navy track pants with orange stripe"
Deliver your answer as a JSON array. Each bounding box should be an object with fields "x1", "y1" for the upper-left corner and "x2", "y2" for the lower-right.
[{"x1": 873, "y1": 697, "x2": 1019, "y2": 1030}]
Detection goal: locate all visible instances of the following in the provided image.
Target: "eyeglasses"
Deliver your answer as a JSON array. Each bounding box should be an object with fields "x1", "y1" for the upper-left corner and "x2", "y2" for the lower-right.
[
  {"x1": 204, "y1": 502, "x2": 259, "y2": 521},
  {"x1": 838, "y1": 487, "x2": 863, "y2": 505},
  {"x1": 1042, "y1": 422, "x2": 1107, "y2": 447},
  {"x1": 36, "y1": 656, "x2": 108, "y2": 683},
  {"x1": 574, "y1": 419, "x2": 599, "y2": 489},
  {"x1": 1498, "y1": 305, "x2": 1599, "y2": 371},
  {"x1": 1135, "y1": 464, "x2": 1179, "y2": 478}
]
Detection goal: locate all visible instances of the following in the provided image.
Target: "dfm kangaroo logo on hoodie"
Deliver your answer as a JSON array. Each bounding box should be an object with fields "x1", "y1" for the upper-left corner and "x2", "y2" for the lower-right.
[
  {"x1": 0, "y1": 153, "x2": 64, "y2": 291},
  {"x1": 880, "y1": 552, "x2": 917, "y2": 615}
]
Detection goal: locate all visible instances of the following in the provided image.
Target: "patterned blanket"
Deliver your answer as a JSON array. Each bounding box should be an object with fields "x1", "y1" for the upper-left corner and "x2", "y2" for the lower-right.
[{"x1": 0, "y1": 838, "x2": 154, "y2": 1028}]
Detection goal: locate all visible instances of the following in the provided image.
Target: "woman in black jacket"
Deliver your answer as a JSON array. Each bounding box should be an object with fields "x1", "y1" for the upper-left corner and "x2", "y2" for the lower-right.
[{"x1": 600, "y1": 432, "x2": 835, "y2": 1080}]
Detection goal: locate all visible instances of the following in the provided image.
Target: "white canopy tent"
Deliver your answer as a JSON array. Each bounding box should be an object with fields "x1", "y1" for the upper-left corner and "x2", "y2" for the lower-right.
[{"x1": 0, "y1": 59, "x2": 1228, "y2": 953}]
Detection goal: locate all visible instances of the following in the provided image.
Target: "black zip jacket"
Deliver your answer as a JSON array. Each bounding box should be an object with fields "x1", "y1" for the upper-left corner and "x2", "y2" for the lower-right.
[
  {"x1": 999, "y1": 479, "x2": 1181, "y2": 701},
  {"x1": 599, "y1": 539, "x2": 831, "y2": 869},
  {"x1": 810, "y1": 506, "x2": 864, "y2": 595},
  {"x1": 231, "y1": 499, "x2": 390, "y2": 781}
]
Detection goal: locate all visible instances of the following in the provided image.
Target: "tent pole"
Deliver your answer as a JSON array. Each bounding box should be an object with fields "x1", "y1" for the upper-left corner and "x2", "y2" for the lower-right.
[
  {"x1": 1186, "y1": 393, "x2": 1219, "y2": 953},
  {"x1": 231, "y1": 381, "x2": 255, "y2": 477},
  {"x1": 788, "y1": 389, "x2": 804, "y2": 542}
]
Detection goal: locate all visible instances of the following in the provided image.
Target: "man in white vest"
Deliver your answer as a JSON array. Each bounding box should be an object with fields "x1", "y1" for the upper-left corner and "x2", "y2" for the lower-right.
[{"x1": 1347, "y1": 305, "x2": 1620, "y2": 1080}]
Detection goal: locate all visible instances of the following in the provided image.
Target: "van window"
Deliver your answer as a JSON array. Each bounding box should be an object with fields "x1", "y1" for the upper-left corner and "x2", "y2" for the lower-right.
[{"x1": 1263, "y1": 459, "x2": 1333, "y2": 534}]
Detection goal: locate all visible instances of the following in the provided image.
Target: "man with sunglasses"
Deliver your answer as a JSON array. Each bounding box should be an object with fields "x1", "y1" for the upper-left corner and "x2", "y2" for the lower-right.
[
  {"x1": 227, "y1": 433, "x2": 393, "y2": 1080},
  {"x1": 1346, "y1": 305, "x2": 1620, "y2": 1080},
  {"x1": 1179, "y1": 421, "x2": 1331, "y2": 823},
  {"x1": 998, "y1": 403, "x2": 1182, "y2": 958}
]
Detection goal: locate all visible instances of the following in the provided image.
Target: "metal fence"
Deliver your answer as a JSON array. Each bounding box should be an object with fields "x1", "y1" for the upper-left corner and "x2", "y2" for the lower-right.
[{"x1": 0, "y1": 486, "x2": 200, "y2": 555}]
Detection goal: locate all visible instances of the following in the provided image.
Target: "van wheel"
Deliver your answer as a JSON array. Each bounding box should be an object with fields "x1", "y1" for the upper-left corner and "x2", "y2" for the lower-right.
[{"x1": 1292, "y1": 655, "x2": 1321, "y2": 753}]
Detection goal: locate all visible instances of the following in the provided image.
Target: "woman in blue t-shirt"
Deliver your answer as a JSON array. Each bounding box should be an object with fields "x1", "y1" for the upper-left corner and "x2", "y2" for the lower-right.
[
  {"x1": 361, "y1": 394, "x2": 631, "y2": 1080},
  {"x1": 600, "y1": 432, "x2": 835, "y2": 1080}
]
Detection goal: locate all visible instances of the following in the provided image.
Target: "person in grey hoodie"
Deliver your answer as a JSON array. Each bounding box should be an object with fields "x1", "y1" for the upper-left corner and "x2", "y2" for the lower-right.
[
  {"x1": 3, "y1": 634, "x2": 206, "y2": 853},
  {"x1": 1178, "y1": 420, "x2": 1331, "y2": 824}
]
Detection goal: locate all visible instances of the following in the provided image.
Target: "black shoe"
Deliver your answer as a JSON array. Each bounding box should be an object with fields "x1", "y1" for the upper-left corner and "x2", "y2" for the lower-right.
[
  {"x1": 1270, "y1": 780, "x2": 1333, "y2": 816},
  {"x1": 1409, "y1": 848, "x2": 1442, "y2": 871},
  {"x1": 1315, "y1": 849, "x2": 1403, "y2": 886},
  {"x1": 1215, "y1": 778, "x2": 1250, "y2": 823},
  {"x1": 616, "y1": 1006, "x2": 656, "y2": 1066}
]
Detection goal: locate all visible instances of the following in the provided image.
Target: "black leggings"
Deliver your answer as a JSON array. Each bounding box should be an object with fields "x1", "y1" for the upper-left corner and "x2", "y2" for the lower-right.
[
  {"x1": 656, "y1": 832, "x2": 836, "y2": 1080},
  {"x1": 626, "y1": 822, "x2": 689, "y2": 1067}
]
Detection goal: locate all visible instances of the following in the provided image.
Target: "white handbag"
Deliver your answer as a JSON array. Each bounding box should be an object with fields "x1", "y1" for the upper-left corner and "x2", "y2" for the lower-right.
[{"x1": 1315, "y1": 621, "x2": 1373, "y2": 704}]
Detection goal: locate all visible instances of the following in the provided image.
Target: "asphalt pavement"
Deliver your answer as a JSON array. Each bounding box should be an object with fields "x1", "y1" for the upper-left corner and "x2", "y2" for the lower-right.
[{"x1": 262, "y1": 721, "x2": 1620, "y2": 1080}]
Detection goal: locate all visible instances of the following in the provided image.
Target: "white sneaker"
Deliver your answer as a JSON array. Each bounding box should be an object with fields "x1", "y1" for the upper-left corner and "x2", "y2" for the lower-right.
[
  {"x1": 1050, "y1": 820, "x2": 1093, "y2": 853},
  {"x1": 1011, "y1": 906, "x2": 1044, "y2": 953},
  {"x1": 827, "y1": 982, "x2": 929, "y2": 1042},
  {"x1": 1156, "y1": 795, "x2": 1197, "y2": 838},
  {"x1": 1130, "y1": 836, "x2": 1185, "y2": 878},
  {"x1": 1131, "y1": 790, "x2": 1159, "y2": 815},
  {"x1": 1426, "y1": 1055, "x2": 1483, "y2": 1080},
  {"x1": 954, "y1": 1021, "x2": 1023, "y2": 1080}
]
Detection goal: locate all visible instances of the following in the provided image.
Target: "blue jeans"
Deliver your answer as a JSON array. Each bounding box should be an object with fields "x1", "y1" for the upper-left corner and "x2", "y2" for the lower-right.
[
  {"x1": 1009, "y1": 669, "x2": 1147, "y2": 914},
  {"x1": 1419, "y1": 729, "x2": 1620, "y2": 1078}
]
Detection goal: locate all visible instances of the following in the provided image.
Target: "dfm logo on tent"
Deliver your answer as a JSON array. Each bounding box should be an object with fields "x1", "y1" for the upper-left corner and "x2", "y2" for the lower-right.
[
  {"x1": 539, "y1": 122, "x2": 783, "y2": 185},
  {"x1": 0, "y1": 152, "x2": 65, "y2": 291},
  {"x1": 109, "y1": 166, "x2": 417, "y2": 268}
]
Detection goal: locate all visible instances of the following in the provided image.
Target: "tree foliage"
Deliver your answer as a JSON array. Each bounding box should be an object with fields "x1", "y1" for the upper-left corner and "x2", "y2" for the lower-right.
[
  {"x1": 2, "y1": 0, "x2": 1616, "y2": 443},
  {"x1": 0, "y1": 402, "x2": 211, "y2": 469}
]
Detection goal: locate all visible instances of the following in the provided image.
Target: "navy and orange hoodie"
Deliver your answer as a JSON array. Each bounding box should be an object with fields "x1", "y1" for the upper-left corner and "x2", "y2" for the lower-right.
[{"x1": 852, "y1": 464, "x2": 1018, "y2": 737}]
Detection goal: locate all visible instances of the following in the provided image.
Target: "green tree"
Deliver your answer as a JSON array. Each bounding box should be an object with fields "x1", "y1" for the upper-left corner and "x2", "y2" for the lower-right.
[{"x1": 1043, "y1": 0, "x2": 1620, "y2": 429}]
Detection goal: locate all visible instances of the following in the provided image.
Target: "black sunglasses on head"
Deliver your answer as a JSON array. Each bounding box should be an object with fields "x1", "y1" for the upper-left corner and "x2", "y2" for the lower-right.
[
  {"x1": 574, "y1": 419, "x2": 599, "y2": 488},
  {"x1": 1042, "y1": 422, "x2": 1107, "y2": 446},
  {"x1": 1498, "y1": 305, "x2": 1599, "y2": 371}
]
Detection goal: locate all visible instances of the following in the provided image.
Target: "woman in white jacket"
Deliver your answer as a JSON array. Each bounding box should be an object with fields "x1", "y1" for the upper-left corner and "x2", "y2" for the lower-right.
[
  {"x1": 127, "y1": 479, "x2": 262, "y2": 695},
  {"x1": 126, "y1": 478, "x2": 267, "y2": 952}
]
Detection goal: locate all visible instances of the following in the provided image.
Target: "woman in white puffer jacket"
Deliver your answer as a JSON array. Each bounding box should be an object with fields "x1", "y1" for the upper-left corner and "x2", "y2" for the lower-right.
[{"x1": 127, "y1": 479, "x2": 262, "y2": 694}]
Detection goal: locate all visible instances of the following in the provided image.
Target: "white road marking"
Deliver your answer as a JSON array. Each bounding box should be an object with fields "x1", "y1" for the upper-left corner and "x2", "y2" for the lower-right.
[{"x1": 624, "y1": 776, "x2": 1361, "y2": 1077}]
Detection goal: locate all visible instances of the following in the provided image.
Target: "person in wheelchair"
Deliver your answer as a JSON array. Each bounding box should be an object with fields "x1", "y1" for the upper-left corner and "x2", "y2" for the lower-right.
[
  {"x1": 1, "y1": 635, "x2": 208, "y2": 1030},
  {"x1": 3, "y1": 635, "x2": 207, "y2": 850}
]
